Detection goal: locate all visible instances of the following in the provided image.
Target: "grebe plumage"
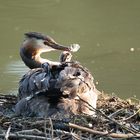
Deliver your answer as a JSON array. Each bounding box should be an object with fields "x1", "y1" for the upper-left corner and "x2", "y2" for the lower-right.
[{"x1": 15, "y1": 32, "x2": 98, "y2": 117}]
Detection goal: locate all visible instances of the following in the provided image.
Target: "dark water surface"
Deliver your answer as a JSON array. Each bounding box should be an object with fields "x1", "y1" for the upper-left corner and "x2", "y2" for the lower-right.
[{"x1": 0, "y1": 0, "x2": 140, "y2": 99}]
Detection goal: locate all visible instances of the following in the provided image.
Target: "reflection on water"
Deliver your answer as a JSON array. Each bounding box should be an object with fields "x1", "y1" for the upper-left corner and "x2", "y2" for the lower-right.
[
  {"x1": 0, "y1": 0, "x2": 140, "y2": 98},
  {"x1": 5, "y1": 61, "x2": 29, "y2": 76},
  {"x1": 1, "y1": 61, "x2": 29, "y2": 95}
]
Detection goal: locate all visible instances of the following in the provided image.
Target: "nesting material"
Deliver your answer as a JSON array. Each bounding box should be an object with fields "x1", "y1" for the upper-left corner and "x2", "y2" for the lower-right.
[{"x1": 0, "y1": 93, "x2": 140, "y2": 140}]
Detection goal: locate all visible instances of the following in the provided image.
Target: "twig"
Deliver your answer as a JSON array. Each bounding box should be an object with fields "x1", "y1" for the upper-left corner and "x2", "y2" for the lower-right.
[
  {"x1": 108, "y1": 108, "x2": 124, "y2": 118},
  {"x1": 123, "y1": 109, "x2": 140, "y2": 121},
  {"x1": 0, "y1": 133, "x2": 50, "y2": 140},
  {"x1": 69, "y1": 122, "x2": 140, "y2": 139},
  {"x1": 5, "y1": 125, "x2": 11, "y2": 140},
  {"x1": 77, "y1": 95, "x2": 138, "y2": 134},
  {"x1": 16, "y1": 129, "x2": 43, "y2": 135},
  {"x1": 49, "y1": 117, "x2": 54, "y2": 139},
  {"x1": 44, "y1": 116, "x2": 47, "y2": 138},
  {"x1": 71, "y1": 132, "x2": 81, "y2": 140},
  {"x1": 49, "y1": 128, "x2": 81, "y2": 139},
  {"x1": 31, "y1": 120, "x2": 49, "y2": 126}
]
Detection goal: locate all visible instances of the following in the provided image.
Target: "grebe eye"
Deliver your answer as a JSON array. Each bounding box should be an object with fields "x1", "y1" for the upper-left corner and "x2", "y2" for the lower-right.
[{"x1": 43, "y1": 41, "x2": 48, "y2": 45}]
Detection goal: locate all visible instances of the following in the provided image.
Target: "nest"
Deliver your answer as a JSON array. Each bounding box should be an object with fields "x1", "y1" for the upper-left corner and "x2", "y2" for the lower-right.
[{"x1": 0, "y1": 93, "x2": 140, "y2": 140}]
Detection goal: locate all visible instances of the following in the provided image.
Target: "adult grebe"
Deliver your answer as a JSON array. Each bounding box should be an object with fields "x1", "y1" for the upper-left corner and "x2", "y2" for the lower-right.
[{"x1": 15, "y1": 32, "x2": 98, "y2": 117}]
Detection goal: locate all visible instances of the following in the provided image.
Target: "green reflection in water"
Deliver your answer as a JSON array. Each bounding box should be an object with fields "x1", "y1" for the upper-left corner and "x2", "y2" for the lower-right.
[{"x1": 0, "y1": 0, "x2": 140, "y2": 98}]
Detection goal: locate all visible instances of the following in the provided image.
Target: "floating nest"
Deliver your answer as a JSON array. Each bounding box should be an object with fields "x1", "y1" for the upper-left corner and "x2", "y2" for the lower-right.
[{"x1": 0, "y1": 93, "x2": 140, "y2": 140}]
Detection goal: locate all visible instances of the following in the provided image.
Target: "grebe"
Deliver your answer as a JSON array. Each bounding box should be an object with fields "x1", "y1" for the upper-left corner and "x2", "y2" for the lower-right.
[{"x1": 15, "y1": 32, "x2": 98, "y2": 117}]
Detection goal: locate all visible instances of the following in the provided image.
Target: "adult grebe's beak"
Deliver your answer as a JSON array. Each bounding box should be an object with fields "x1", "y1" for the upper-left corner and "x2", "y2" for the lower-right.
[{"x1": 25, "y1": 32, "x2": 80, "y2": 52}]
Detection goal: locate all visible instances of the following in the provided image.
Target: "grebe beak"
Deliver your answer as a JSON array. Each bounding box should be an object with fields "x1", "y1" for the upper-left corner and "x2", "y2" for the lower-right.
[
  {"x1": 25, "y1": 32, "x2": 80, "y2": 53},
  {"x1": 50, "y1": 42, "x2": 80, "y2": 52},
  {"x1": 44, "y1": 40, "x2": 71, "y2": 51}
]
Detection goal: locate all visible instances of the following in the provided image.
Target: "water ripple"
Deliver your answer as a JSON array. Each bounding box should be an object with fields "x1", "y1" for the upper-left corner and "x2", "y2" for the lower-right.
[{"x1": 5, "y1": 60, "x2": 29, "y2": 76}]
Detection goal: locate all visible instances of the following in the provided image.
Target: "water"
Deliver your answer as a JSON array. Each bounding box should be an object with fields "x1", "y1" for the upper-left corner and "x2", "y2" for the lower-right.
[{"x1": 0, "y1": 0, "x2": 140, "y2": 99}]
